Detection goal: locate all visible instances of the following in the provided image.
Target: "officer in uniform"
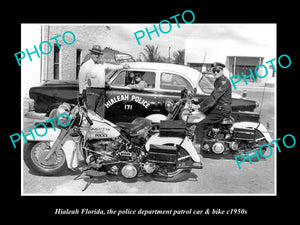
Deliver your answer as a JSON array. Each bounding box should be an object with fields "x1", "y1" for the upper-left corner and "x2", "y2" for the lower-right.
[
  {"x1": 193, "y1": 62, "x2": 232, "y2": 151},
  {"x1": 126, "y1": 73, "x2": 148, "y2": 91},
  {"x1": 79, "y1": 45, "x2": 128, "y2": 117}
]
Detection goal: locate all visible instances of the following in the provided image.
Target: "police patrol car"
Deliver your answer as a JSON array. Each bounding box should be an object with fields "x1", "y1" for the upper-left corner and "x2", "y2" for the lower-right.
[{"x1": 29, "y1": 62, "x2": 258, "y2": 123}]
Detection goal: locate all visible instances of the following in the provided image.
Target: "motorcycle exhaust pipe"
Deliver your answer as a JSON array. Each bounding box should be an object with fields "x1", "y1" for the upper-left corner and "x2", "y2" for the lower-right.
[{"x1": 177, "y1": 162, "x2": 203, "y2": 170}]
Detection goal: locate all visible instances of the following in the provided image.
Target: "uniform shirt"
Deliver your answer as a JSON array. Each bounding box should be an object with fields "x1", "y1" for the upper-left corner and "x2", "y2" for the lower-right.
[
  {"x1": 199, "y1": 75, "x2": 232, "y2": 113},
  {"x1": 78, "y1": 59, "x2": 123, "y2": 93}
]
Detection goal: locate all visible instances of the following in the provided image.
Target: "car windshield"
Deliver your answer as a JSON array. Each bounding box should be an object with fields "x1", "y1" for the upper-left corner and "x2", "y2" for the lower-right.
[
  {"x1": 198, "y1": 73, "x2": 215, "y2": 94},
  {"x1": 106, "y1": 69, "x2": 119, "y2": 80}
]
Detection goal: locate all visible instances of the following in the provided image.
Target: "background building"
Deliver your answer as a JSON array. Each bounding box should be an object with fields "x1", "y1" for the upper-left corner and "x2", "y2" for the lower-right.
[
  {"x1": 184, "y1": 38, "x2": 276, "y2": 87},
  {"x1": 21, "y1": 24, "x2": 130, "y2": 98}
]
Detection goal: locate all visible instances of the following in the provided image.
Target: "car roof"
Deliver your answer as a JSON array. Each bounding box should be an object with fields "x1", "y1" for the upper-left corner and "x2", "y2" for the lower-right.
[{"x1": 127, "y1": 62, "x2": 201, "y2": 86}]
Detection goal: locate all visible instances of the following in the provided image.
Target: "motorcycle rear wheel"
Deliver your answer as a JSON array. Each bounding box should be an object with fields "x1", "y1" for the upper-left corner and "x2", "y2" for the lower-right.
[
  {"x1": 24, "y1": 141, "x2": 67, "y2": 176},
  {"x1": 233, "y1": 139, "x2": 269, "y2": 162},
  {"x1": 152, "y1": 145, "x2": 194, "y2": 182}
]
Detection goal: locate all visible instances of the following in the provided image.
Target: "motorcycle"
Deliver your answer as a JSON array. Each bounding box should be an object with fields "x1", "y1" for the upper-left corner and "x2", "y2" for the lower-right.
[
  {"x1": 164, "y1": 88, "x2": 272, "y2": 159},
  {"x1": 24, "y1": 96, "x2": 202, "y2": 185}
]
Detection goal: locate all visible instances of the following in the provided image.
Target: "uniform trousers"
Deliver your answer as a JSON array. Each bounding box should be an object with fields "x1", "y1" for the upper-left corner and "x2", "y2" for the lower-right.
[
  {"x1": 86, "y1": 87, "x2": 105, "y2": 118},
  {"x1": 194, "y1": 105, "x2": 231, "y2": 146}
]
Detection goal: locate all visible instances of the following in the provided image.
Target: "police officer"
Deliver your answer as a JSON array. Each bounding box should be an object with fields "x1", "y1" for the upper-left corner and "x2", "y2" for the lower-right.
[
  {"x1": 126, "y1": 73, "x2": 148, "y2": 91},
  {"x1": 193, "y1": 62, "x2": 232, "y2": 152},
  {"x1": 79, "y1": 45, "x2": 128, "y2": 117}
]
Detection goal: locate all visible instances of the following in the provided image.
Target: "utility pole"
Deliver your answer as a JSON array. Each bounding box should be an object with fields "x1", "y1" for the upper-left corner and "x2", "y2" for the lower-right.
[{"x1": 168, "y1": 46, "x2": 171, "y2": 63}]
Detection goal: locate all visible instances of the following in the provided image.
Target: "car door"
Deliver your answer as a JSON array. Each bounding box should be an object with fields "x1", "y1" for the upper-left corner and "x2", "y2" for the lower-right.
[
  {"x1": 156, "y1": 71, "x2": 194, "y2": 110},
  {"x1": 105, "y1": 69, "x2": 159, "y2": 123}
]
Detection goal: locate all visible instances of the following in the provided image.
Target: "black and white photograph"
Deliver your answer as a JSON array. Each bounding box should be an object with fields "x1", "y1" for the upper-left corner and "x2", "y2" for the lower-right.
[{"x1": 19, "y1": 23, "x2": 277, "y2": 195}]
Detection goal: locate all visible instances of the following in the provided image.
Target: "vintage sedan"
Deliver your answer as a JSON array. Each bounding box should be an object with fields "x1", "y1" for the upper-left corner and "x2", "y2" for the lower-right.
[{"x1": 29, "y1": 62, "x2": 259, "y2": 123}]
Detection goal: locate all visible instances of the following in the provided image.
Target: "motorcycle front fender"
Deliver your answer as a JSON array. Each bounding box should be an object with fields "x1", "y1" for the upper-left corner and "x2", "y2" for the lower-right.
[
  {"x1": 26, "y1": 127, "x2": 61, "y2": 141},
  {"x1": 28, "y1": 127, "x2": 83, "y2": 169},
  {"x1": 145, "y1": 133, "x2": 201, "y2": 163}
]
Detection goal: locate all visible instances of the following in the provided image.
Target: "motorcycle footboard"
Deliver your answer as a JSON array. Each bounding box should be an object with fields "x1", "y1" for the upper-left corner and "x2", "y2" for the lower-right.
[{"x1": 148, "y1": 144, "x2": 178, "y2": 164}]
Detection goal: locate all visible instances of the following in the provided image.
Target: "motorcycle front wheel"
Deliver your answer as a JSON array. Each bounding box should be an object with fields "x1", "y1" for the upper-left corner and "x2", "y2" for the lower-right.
[
  {"x1": 152, "y1": 145, "x2": 195, "y2": 182},
  {"x1": 24, "y1": 141, "x2": 67, "y2": 176}
]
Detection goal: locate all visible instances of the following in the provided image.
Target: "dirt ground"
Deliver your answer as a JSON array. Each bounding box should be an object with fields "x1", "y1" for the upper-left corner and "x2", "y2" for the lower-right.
[{"x1": 22, "y1": 87, "x2": 275, "y2": 195}]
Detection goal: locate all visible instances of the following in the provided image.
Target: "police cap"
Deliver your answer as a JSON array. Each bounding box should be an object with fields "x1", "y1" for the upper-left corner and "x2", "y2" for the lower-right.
[{"x1": 211, "y1": 62, "x2": 225, "y2": 70}]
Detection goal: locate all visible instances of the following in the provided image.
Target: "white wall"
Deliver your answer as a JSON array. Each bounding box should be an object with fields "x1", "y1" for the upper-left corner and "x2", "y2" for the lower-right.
[{"x1": 21, "y1": 24, "x2": 42, "y2": 98}]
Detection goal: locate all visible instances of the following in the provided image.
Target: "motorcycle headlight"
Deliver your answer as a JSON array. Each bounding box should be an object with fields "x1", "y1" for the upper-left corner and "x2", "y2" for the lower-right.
[
  {"x1": 165, "y1": 99, "x2": 174, "y2": 112},
  {"x1": 57, "y1": 103, "x2": 71, "y2": 127},
  {"x1": 57, "y1": 103, "x2": 71, "y2": 115}
]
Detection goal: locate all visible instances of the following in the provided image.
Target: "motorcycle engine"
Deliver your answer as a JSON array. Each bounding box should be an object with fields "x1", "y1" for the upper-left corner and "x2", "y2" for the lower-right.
[
  {"x1": 211, "y1": 142, "x2": 225, "y2": 154},
  {"x1": 85, "y1": 137, "x2": 140, "y2": 163},
  {"x1": 208, "y1": 125, "x2": 232, "y2": 140},
  {"x1": 204, "y1": 125, "x2": 234, "y2": 154},
  {"x1": 85, "y1": 138, "x2": 123, "y2": 161},
  {"x1": 120, "y1": 163, "x2": 139, "y2": 178}
]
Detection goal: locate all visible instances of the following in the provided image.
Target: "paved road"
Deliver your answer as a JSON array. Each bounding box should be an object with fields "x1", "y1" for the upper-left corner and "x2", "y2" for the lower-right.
[{"x1": 22, "y1": 87, "x2": 275, "y2": 195}]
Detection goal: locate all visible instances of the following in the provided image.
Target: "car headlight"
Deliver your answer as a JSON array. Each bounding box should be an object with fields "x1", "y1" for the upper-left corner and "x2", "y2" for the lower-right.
[
  {"x1": 165, "y1": 99, "x2": 174, "y2": 112},
  {"x1": 242, "y1": 90, "x2": 247, "y2": 99},
  {"x1": 57, "y1": 103, "x2": 71, "y2": 127}
]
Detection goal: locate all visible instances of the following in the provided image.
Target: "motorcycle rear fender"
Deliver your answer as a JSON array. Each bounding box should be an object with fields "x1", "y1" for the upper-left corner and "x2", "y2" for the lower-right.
[
  {"x1": 145, "y1": 133, "x2": 201, "y2": 163},
  {"x1": 146, "y1": 114, "x2": 167, "y2": 123},
  {"x1": 233, "y1": 121, "x2": 273, "y2": 143},
  {"x1": 25, "y1": 127, "x2": 61, "y2": 141}
]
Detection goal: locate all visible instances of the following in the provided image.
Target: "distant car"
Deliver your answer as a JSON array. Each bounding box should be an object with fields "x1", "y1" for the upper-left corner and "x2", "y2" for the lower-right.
[{"x1": 29, "y1": 62, "x2": 259, "y2": 123}]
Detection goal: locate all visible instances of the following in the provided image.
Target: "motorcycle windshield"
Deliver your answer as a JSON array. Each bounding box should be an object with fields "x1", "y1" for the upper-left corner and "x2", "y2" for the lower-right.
[{"x1": 87, "y1": 110, "x2": 117, "y2": 127}]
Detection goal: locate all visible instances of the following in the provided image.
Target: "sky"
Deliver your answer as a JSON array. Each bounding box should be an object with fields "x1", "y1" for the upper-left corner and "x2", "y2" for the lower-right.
[
  {"x1": 102, "y1": 23, "x2": 276, "y2": 62},
  {"x1": 21, "y1": 23, "x2": 276, "y2": 63}
]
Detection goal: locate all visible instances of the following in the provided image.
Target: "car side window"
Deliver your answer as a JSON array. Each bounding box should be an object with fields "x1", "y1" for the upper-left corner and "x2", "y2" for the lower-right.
[
  {"x1": 160, "y1": 72, "x2": 192, "y2": 90},
  {"x1": 138, "y1": 71, "x2": 156, "y2": 88},
  {"x1": 112, "y1": 70, "x2": 156, "y2": 88}
]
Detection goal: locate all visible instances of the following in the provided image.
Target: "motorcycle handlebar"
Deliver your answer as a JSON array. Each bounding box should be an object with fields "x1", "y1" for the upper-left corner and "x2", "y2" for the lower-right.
[
  {"x1": 77, "y1": 104, "x2": 93, "y2": 126},
  {"x1": 86, "y1": 115, "x2": 93, "y2": 126}
]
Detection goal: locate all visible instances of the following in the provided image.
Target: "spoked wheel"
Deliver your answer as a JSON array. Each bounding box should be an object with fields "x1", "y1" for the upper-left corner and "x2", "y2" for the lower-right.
[
  {"x1": 152, "y1": 144, "x2": 195, "y2": 182},
  {"x1": 24, "y1": 141, "x2": 67, "y2": 176}
]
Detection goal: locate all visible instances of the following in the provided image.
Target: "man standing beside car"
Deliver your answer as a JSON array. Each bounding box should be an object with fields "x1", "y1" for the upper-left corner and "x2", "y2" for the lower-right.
[
  {"x1": 193, "y1": 62, "x2": 232, "y2": 152},
  {"x1": 79, "y1": 45, "x2": 129, "y2": 118}
]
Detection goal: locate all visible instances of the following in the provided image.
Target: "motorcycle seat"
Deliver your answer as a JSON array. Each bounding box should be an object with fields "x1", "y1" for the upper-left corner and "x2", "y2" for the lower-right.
[
  {"x1": 219, "y1": 115, "x2": 235, "y2": 125},
  {"x1": 117, "y1": 117, "x2": 152, "y2": 135}
]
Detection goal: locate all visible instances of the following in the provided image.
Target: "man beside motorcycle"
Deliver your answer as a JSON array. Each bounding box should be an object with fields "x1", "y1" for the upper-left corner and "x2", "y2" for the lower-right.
[{"x1": 193, "y1": 62, "x2": 232, "y2": 152}]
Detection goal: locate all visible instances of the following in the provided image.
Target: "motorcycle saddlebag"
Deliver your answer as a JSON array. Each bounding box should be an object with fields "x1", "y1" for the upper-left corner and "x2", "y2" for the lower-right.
[
  {"x1": 159, "y1": 120, "x2": 186, "y2": 138},
  {"x1": 148, "y1": 144, "x2": 178, "y2": 164},
  {"x1": 233, "y1": 127, "x2": 256, "y2": 141}
]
